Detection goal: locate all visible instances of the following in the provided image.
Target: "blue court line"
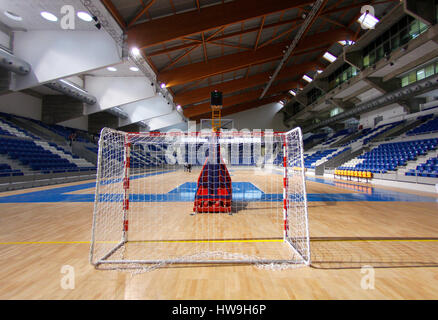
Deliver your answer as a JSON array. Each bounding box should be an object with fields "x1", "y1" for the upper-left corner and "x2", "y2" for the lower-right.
[
  {"x1": 0, "y1": 171, "x2": 436, "y2": 203},
  {"x1": 305, "y1": 175, "x2": 437, "y2": 202}
]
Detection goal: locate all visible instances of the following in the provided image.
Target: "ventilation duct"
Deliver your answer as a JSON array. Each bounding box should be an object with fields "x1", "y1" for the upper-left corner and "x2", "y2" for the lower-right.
[
  {"x1": 0, "y1": 48, "x2": 97, "y2": 105},
  {"x1": 0, "y1": 48, "x2": 31, "y2": 75},
  {"x1": 105, "y1": 106, "x2": 129, "y2": 119},
  {"x1": 138, "y1": 120, "x2": 149, "y2": 131},
  {"x1": 45, "y1": 79, "x2": 97, "y2": 105}
]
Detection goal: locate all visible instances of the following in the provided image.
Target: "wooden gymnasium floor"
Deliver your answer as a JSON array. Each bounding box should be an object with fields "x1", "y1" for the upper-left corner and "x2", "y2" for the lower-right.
[{"x1": 0, "y1": 168, "x2": 438, "y2": 299}]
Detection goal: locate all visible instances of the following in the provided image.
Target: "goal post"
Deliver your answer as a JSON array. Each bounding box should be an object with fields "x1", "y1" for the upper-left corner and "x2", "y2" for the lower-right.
[{"x1": 90, "y1": 127, "x2": 310, "y2": 270}]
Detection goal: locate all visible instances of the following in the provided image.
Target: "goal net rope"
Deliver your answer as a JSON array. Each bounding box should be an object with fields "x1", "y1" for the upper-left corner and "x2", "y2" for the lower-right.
[{"x1": 90, "y1": 128, "x2": 310, "y2": 271}]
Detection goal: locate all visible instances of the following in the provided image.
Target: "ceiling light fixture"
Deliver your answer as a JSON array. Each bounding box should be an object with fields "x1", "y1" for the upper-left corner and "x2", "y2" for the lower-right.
[
  {"x1": 289, "y1": 90, "x2": 296, "y2": 96},
  {"x1": 107, "y1": 67, "x2": 117, "y2": 72},
  {"x1": 40, "y1": 11, "x2": 58, "y2": 22},
  {"x1": 160, "y1": 83, "x2": 166, "y2": 89},
  {"x1": 323, "y1": 52, "x2": 337, "y2": 63},
  {"x1": 131, "y1": 47, "x2": 141, "y2": 56},
  {"x1": 303, "y1": 75, "x2": 313, "y2": 83},
  {"x1": 77, "y1": 11, "x2": 93, "y2": 22},
  {"x1": 338, "y1": 40, "x2": 355, "y2": 46},
  {"x1": 4, "y1": 11, "x2": 22, "y2": 21},
  {"x1": 358, "y1": 12, "x2": 379, "y2": 29},
  {"x1": 130, "y1": 67, "x2": 139, "y2": 72}
]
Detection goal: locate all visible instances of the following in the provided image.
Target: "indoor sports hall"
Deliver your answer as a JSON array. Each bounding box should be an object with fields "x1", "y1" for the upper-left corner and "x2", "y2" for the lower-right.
[{"x1": 0, "y1": 0, "x2": 437, "y2": 300}]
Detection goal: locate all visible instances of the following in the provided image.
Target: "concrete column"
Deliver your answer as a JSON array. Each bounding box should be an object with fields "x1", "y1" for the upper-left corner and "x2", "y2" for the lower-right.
[
  {"x1": 88, "y1": 112, "x2": 119, "y2": 134},
  {"x1": 42, "y1": 95, "x2": 84, "y2": 124}
]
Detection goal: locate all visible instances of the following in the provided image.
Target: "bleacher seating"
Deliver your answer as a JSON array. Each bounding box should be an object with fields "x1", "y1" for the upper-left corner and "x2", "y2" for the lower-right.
[
  {"x1": 0, "y1": 127, "x2": 13, "y2": 137},
  {"x1": 341, "y1": 128, "x2": 371, "y2": 146},
  {"x1": 363, "y1": 121, "x2": 404, "y2": 145},
  {"x1": 30, "y1": 119, "x2": 91, "y2": 143},
  {"x1": 304, "y1": 149, "x2": 336, "y2": 169},
  {"x1": 334, "y1": 169, "x2": 372, "y2": 181},
  {"x1": 87, "y1": 146, "x2": 99, "y2": 154},
  {"x1": 407, "y1": 116, "x2": 438, "y2": 136},
  {"x1": 303, "y1": 133, "x2": 325, "y2": 147},
  {"x1": 322, "y1": 129, "x2": 351, "y2": 146},
  {"x1": 0, "y1": 118, "x2": 39, "y2": 140},
  {"x1": 0, "y1": 137, "x2": 80, "y2": 173},
  {"x1": 326, "y1": 147, "x2": 350, "y2": 161},
  {"x1": 405, "y1": 156, "x2": 438, "y2": 178},
  {"x1": 0, "y1": 163, "x2": 23, "y2": 177},
  {"x1": 339, "y1": 138, "x2": 437, "y2": 174}
]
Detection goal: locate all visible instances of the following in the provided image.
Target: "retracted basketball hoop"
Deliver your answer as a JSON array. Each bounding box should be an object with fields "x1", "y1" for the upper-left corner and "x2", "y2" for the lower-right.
[
  {"x1": 210, "y1": 90, "x2": 223, "y2": 132},
  {"x1": 193, "y1": 91, "x2": 233, "y2": 214}
]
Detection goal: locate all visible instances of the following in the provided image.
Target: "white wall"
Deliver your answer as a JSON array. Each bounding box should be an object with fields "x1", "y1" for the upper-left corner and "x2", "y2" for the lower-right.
[
  {"x1": 0, "y1": 30, "x2": 10, "y2": 50},
  {"x1": 12, "y1": 30, "x2": 122, "y2": 91},
  {"x1": 0, "y1": 92, "x2": 42, "y2": 120},
  {"x1": 118, "y1": 95, "x2": 174, "y2": 127},
  {"x1": 58, "y1": 116, "x2": 88, "y2": 131},
  {"x1": 85, "y1": 76, "x2": 156, "y2": 114},
  {"x1": 226, "y1": 102, "x2": 288, "y2": 131},
  {"x1": 359, "y1": 103, "x2": 406, "y2": 128}
]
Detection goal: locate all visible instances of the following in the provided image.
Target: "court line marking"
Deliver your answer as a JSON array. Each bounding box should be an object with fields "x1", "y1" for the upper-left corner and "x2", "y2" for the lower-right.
[
  {"x1": 2, "y1": 239, "x2": 438, "y2": 245},
  {"x1": 0, "y1": 239, "x2": 282, "y2": 245}
]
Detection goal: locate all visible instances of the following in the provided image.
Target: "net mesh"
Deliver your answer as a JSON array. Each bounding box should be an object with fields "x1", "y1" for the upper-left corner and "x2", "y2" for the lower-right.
[{"x1": 90, "y1": 128, "x2": 310, "y2": 271}]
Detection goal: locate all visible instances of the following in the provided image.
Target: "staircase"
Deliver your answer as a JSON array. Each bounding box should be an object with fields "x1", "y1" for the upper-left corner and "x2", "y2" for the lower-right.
[
  {"x1": 8, "y1": 117, "x2": 66, "y2": 145},
  {"x1": 396, "y1": 149, "x2": 438, "y2": 175},
  {"x1": 0, "y1": 118, "x2": 35, "y2": 139},
  {"x1": 322, "y1": 147, "x2": 363, "y2": 169},
  {"x1": 371, "y1": 121, "x2": 406, "y2": 141},
  {"x1": 386, "y1": 118, "x2": 428, "y2": 139},
  {"x1": 0, "y1": 153, "x2": 32, "y2": 174},
  {"x1": 34, "y1": 141, "x2": 95, "y2": 168},
  {"x1": 332, "y1": 131, "x2": 364, "y2": 147},
  {"x1": 314, "y1": 147, "x2": 348, "y2": 167}
]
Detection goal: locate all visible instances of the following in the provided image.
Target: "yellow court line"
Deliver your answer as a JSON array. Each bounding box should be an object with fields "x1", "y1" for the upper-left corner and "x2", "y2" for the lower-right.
[
  {"x1": 0, "y1": 241, "x2": 94, "y2": 245},
  {"x1": 311, "y1": 239, "x2": 438, "y2": 243},
  {"x1": 130, "y1": 239, "x2": 283, "y2": 244},
  {"x1": 0, "y1": 239, "x2": 282, "y2": 245},
  {"x1": 1, "y1": 239, "x2": 438, "y2": 245}
]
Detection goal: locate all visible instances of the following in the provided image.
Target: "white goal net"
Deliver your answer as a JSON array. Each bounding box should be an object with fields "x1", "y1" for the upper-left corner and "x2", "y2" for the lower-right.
[{"x1": 90, "y1": 127, "x2": 310, "y2": 270}]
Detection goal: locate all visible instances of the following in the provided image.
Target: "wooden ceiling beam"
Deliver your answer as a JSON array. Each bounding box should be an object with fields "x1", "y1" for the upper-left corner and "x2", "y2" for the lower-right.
[
  {"x1": 127, "y1": 0, "x2": 314, "y2": 49},
  {"x1": 147, "y1": 17, "x2": 303, "y2": 56},
  {"x1": 175, "y1": 61, "x2": 318, "y2": 106},
  {"x1": 159, "y1": 28, "x2": 353, "y2": 88},
  {"x1": 100, "y1": 0, "x2": 126, "y2": 30},
  {"x1": 191, "y1": 95, "x2": 288, "y2": 121},
  {"x1": 183, "y1": 79, "x2": 300, "y2": 118},
  {"x1": 128, "y1": 0, "x2": 156, "y2": 28}
]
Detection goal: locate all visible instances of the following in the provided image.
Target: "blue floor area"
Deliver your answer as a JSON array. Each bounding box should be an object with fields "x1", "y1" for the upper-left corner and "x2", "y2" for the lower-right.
[{"x1": 0, "y1": 172, "x2": 436, "y2": 203}]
